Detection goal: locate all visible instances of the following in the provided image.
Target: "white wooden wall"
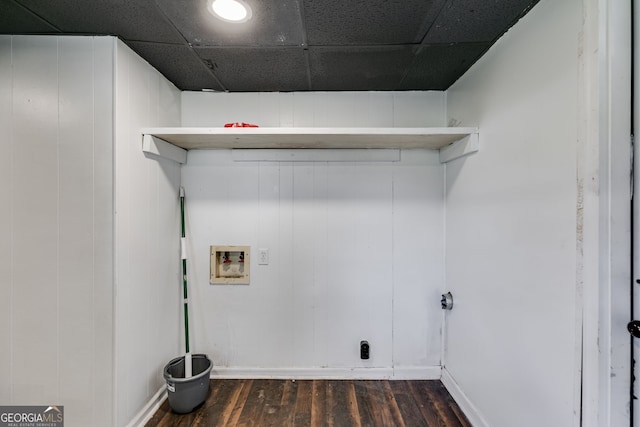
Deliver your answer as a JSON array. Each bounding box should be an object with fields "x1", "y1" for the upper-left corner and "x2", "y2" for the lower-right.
[
  {"x1": 113, "y1": 40, "x2": 182, "y2": 426},
  {"x1": 444, "y1": 1, "x2": 582, "y2": 426},
  {"x1": 0, "y1": 36, "x2": 115, "y2": 427},
  {"x1": 181, "y1": 92, "x2": 446, "y2": 376},
  {"x1": 182, "y1": 91, "x2": 446, "y2": 127},
  {"x1": 0, "y1": 35, "x2": 182, "y2": 427}
]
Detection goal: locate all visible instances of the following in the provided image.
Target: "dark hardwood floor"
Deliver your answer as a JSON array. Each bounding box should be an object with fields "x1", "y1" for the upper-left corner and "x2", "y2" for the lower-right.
[{"x1": 146, "y1": 379, "x2": 471, "y2": 427}]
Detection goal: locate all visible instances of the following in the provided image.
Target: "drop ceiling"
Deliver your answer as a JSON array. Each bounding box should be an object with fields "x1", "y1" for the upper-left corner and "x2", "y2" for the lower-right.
[{"x1": 0, "y1": 0, "x2": 540, "y2": 92}]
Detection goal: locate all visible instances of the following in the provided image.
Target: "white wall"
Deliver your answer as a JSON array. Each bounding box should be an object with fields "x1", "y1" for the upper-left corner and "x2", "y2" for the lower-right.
[
  {"x1": 180, "y1": 91, "x2": 446, "y2": 377},
  {"x1": 113, "y1": 41, "x2": 182, "y2": 426},
  {"x1": 0, "y1": 36, "x2": 115, "y2": 427},
  {"x1": 182, "y1": 91, "x2": 446, "y2": 127},
  {"x1": 444, "y1": 1, "x2": 581, "y2": 426},
  {"x1": 0, "y1": 35, "x2": 182, "y2": 427},
  {"x1": 593, "y1": 1, "x2": 631, "y2": 425}
]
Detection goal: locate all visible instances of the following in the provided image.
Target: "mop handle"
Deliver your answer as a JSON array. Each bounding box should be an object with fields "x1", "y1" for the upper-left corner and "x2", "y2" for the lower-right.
[{"x1": 180, "y1": 187, "x2": 190, "y2": 354}]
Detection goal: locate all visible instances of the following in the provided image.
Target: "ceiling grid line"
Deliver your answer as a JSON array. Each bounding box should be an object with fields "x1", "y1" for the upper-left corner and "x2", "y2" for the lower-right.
[
  {"x1": 295, "y1": 0, "x2": 313, "y2": 90},
  {"x1": 7, "y1": 0, "x2": 62, "y2": 33}
]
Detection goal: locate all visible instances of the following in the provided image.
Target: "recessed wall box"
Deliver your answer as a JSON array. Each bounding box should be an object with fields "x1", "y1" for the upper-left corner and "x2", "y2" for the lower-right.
[{"x1": 210, "y1": 246, "x2": 250, "y2": 284}]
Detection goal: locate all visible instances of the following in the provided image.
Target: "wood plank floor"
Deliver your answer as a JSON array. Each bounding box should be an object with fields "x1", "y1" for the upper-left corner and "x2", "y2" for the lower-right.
[{"x1": 146, "y1": 379, "x2": 471, "y2": 427}]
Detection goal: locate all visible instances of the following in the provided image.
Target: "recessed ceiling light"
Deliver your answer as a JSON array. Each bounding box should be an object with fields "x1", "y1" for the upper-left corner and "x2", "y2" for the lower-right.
[{"x1": 209, "y1": 0, "x2": 252, "y2": 23}]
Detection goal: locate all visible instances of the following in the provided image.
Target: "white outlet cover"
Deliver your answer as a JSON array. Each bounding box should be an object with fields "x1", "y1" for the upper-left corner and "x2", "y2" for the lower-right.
[{"x1": 258, "y1": 248, "x2": 269, "y2": 265}]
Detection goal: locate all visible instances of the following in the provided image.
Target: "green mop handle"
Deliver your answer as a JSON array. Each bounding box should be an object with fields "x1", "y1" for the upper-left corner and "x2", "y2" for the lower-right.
[{"x1": 180, "y1": 187, "x2": 189, "y2": 354}]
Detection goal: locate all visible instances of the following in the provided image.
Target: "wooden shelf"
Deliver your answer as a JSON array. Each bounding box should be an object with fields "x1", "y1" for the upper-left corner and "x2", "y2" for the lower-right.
[{"x1": 141, "y1": 127, "x2": 478, "y2": 150}]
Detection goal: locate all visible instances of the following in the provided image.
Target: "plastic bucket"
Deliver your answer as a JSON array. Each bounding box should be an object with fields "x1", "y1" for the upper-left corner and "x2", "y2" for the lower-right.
[{"x1": 163, "y1": 354, "x2": 212, "y2": 413}]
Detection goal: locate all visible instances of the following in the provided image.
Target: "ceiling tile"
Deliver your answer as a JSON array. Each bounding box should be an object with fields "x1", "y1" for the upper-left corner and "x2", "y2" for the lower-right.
[
  {"x1": 0, "y1": 1, "x2": 59, "y2": 33},
  {"x1": 303, "y1": 0, "x2": 446, "y2": 45},
  {"x1": 155, "y1": 0, "x2": 304, "y2": 47},
  {"x1": 308, "y1": 46, "x2": 415, "y2": 91},
  {"x1": 194, "y1": 47, "x2": 308, "y2": 91},
  {"x1": 422, "y1": 0, "x2": 540, "y2": 44},
  {"x1": 0, "y1": 0, "x2": 541, "y2": 92},
  {"x1": 400, "y1": 44, "x2": 490, "y2": 90},
  {"x1": 13, "y1": 0, "x2": 185, "y2": 44},
  {"x1": 127, "y1": 42, "x2": 224, "y2": 91}
]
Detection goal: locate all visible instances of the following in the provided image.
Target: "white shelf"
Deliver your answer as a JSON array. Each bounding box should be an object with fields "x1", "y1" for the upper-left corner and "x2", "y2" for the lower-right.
[
  {"x1": 141, "y1": 127, "x2": 476, "y2": 149},
  {"x1": 141, "y1": 127, "x2": 479, "y2": 163}
]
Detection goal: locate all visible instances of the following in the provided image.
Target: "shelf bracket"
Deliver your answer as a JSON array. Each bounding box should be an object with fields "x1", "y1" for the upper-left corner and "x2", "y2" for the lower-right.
[
  {"x1": 439, "y1": 133, "x2": 479, "y2": 164},
  {"x1": 142, "y1": 134, "x2": 187, "y2": 164}
]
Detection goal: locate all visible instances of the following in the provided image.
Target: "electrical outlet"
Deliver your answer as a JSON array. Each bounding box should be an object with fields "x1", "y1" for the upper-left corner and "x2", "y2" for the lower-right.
[
  {"x1": 258, "y1": 248, "x2": 269, "y2": 265},
  {"x1": 360, "y1": 340, "x2": 370, "y2": 359}
]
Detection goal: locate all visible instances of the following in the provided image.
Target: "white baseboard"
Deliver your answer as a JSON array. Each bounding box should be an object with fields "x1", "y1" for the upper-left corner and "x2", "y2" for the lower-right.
[
  {"x1": 392, "y1": 366, "x2": 442, "y2": 380},
  {"x1": 210, "y1": 366, "x2": 442, "y2": 380},
  {"x1": 441, "y1": 367, "x2": 489, "y2": 427},
  {"x1": 126, "y1": 384, "x2": 167, "y2": 427}
]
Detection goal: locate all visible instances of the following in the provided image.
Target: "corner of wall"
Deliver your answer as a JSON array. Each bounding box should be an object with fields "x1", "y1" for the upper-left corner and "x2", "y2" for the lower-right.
[
  {"x1": 441, "y1": 368, "x2": 490, "y2": 427},
  {"x1": 113, "y1": 41, "x2": 182, "y2": 427}
]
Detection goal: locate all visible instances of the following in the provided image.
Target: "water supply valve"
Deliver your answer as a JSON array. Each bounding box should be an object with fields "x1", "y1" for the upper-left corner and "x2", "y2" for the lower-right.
[{"x1": 441, "y1": 292, "x2": 453, "y2": 310}]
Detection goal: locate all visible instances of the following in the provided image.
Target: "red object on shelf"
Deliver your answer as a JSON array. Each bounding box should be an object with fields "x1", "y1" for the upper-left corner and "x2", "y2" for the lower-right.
[{"x1": 224, "y1": 122, "x2": 259, "y2": 128}]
